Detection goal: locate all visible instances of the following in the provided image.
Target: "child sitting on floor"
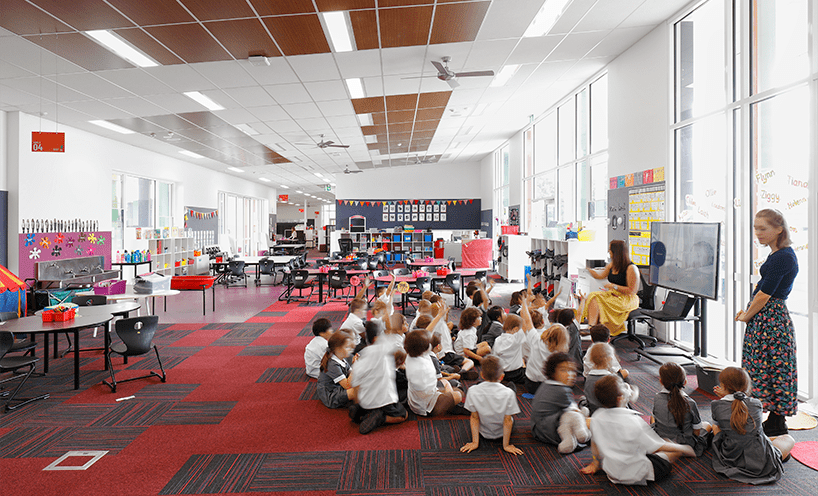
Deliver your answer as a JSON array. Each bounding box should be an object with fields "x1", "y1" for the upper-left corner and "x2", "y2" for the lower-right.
[
  {"x1": 582, "y1": 324, "x2": 628, "y2": 379},
  {"x1": 710, "y1": 366, "x2": 794, "y2": 485},
  {"x1": 409, "y1": 299, "x2": 432, "y2": 331},
  {"x1": 374, "y1": 273, "x2": 396, "y2": 316},
  {"x1": 525, "y1": 323, "x2": 569, "y2": 394},
  {"x1": 531, "y1": 352, "x2": 591, "y2": 454},
  {"x1": 404, "y1": 329, "x2": 466, "y2": 417},
  {"x1": 317, "y1": 331, "x2": 356, "y2": 409},
  {"x1": 428, "y1": 301, "x2": 477, "y2": 378},
  {"x1": 583, "y1": 343, "x2": 638, "y2": 415},
  {"x1": 556, "y1": 309, "x2": 583, "y2": 369},
  {"x1": 651, "y1": 362, "x2": 712, "y2": 457},
  {"x1": 480, "y1": 306, "x2": 504, "y2": 348},
  {"x1": 492, "y1": 313, "x2": 527, "y2": 385},
  {"x1": 340, "y1": 296, "x2": 368, "y2": 351},
  {"x1": 454, "y1": 307, "x2": 491, "y2": 364},
  {"x1": 460, "y1": 356, "x2": 524, "y2": 456},
  {"x1": 304, "y1": 318, "x2": 333, "y2": 379},
  {"x1": 581, "y1": 374, "x2": 695, "y2": 485}
]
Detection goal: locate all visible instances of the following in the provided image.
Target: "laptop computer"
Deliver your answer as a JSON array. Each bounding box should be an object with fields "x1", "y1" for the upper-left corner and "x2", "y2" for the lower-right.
[{"x1": 640, "y1": 291, "x2": 695, "y2": 321}]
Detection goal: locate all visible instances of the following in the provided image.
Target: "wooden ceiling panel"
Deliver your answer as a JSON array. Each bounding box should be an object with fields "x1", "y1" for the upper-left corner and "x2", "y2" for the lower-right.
[
  {"x1": 417, "y1": 90, "x2": 451, "y2": 108},
  {"x1": 360, "y1": 125, "x2": 386, "y2": 135},
  {"x1": 29, "y1": 0, "x2": 134, "y2": 31},
  {"x1": 430, "y1": 1, "x2": 490, "y2": 44},
  {"x1": 250, "y1": 0, "x2": 316, "y2": 16},
  {"x1": 415, "y1": 107, "x2": 445, "y2": 121},
  {"x1": 413, "y1": 119, "x2": 440, "y2": 130},
  {"x1": 379, "y1": 6, "x2": 432, "y2": 49},
  {"x1": 0, "y1": 0, "x2": 73, "y2": 34},
  {"x1": 24, "y1": 33, "x2": 134, "y2": 71},
  {"x1": 387, "y1": 132, "x2": 412, "y2": 141},
  {"x1": 315, "y1": 0, "x2": 375, "y2": 11},
  {"x1": 114, "y1": 28, "x2": 185, "y2": 65},
  {"x1": 385, "y1": 94, "x2": 417, "y2": 111},
  {"x1": 409, "y1": 144, "x2": 430, "y2": 152},
  {"x1": 379, "y1": 0, "x2": 434, "y2": 6},
  {"x1": 180, "y1": 0, "x2": 256, "y2": 21},
  {"x1": 351, "y1": 97, "x2": 385, "y2": 114},
  {"x1": 411, "y1": 129, "x2": 436, "y2": 139},
  {"x1": 105, "y1": 0, "x2": 194, "y2": 26},
  {"x1": 387, "y1": 110, "x2": 415, "y2": 124},
  {"x1": 262, "y1": 15, "x2": 330, "y2": 56},
  {"x1": 145, "y1": 23, "x2": 231, "y2": 63},
  {"x1": 349, "y1": 10, "x2": 378, "y2": 51},
  {"x1": 205, "y1": 19, "x2": 281, "y2": 59},
  {"x1": 387, "y1": 122, "x2": 412, "y2": 133},
  {"x1": 371, "y1": 112, "x2": 386, "y2": 126}
]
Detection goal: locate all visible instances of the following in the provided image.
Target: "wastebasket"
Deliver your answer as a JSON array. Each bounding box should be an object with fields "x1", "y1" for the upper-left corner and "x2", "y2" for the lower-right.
[{"x1": 434, "y1": 239, "x2": 445, "y2": 259}]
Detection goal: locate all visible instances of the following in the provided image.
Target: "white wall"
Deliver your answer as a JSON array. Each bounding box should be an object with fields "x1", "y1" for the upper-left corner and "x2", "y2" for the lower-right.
[
  {"x1": 607, "y1": 24, "x2": 670, "y2": 179},
  {"x1": 507, "y1": 133, "x2": 523, "y2": 207},
  {"x1": 0, "y1": 110, "x2": 7, "y2": 190},
  {"x1": 276, "y1": 203, "x2": 317, "y2": 222},
  {"x1": 334, "y1": 161, "x2": 482, "y2": 200},
  {"x1": 480, "y1": 154, "x2": 493, "y2": 206}
]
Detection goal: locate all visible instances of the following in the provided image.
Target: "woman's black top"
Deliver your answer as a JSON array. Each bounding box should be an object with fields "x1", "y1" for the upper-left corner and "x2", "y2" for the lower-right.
[{"x1": 607, "y1": 262, "x2": 633, "y2": 287}]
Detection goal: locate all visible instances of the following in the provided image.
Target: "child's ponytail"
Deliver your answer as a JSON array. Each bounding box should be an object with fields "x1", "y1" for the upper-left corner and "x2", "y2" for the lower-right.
[
  {"x1": 319, "y1": 347, "x2": 332, "y2": 373},
  {"x1": 320, "y1": 332, "x2": 350, "y2": 372},
  {"x1": 659, "y1": 362, "x2": 690, "y2": 428},
  {"x1": 730, "y1": 392, "x2": 750, "y2": 435},
  {"x1": 542, "y1": 324, "x2": 568, "y2": 352},
  {"x1": 719, "y1": 366, "x2": 754, "y2": 435}
]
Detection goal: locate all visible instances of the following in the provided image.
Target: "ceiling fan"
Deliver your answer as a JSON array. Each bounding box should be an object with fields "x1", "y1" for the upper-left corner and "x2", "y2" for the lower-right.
[
  {"x1": 343, "y1": 165, "x2": 363, "y2": 174},
  {"x1": 406, "y1": 57, "x2": 495, "y2": 89},
  {"x1": 296, "y1": 134, "x2": 349, "y2": 149}
]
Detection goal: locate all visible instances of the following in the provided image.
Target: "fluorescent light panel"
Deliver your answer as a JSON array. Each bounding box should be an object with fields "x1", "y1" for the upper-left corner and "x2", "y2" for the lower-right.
[
  {"x1": 228, "y1": 167, "x2": 244, "y2": 172},
  {"x1": 234, "y1": 123, "x2": 259, "y2": 136},
  {"x1": 322, "y1": 11, "x2": 355, "y2": 53},
  {"x1": 183, "y1": 91, "x2": 224, "y2": 111},
  {"x1": 345, "y1": 78, "x2": 365, "y2": 99},
  {"x1": 179, "y1": 150, "x2": 204, "y2": 159},
  {"x1": 259, "y1": 177, "x2": 271, "y2": 182},
  {"x1": 490, "y1": 64, "x2": 520, "y2": 87},
  {"x1": 314, "y1": 172, "x2": 323, "y2": 178},
  {"x1": 279, "y1": 184, "x2": 289, "y2": 189},
  {"x1": 523, "y1": 0, "x2": 572, "y2": 38},
  {"x1": 89, "y1": 120, "x2": 135, "y2": 134},
  {"x1": 85, "y1": 30, "x2": 159, "y2": 68}
]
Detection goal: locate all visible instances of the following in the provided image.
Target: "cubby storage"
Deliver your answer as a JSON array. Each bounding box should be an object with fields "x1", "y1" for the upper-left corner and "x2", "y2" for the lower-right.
[
  {"x1": 498, "y1": 234, "x2": 530, "y2": 282},
  {"x1": 148, "y1": 236, "x2": 200, "y2": 276},
  {"x1": 336, "y1": 230, "x2": 435, "y2": 259}
]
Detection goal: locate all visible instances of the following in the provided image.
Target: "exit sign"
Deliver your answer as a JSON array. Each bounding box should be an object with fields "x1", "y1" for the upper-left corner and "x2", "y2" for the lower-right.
[
  {"x1": 324, "y1": 185, "x2": 332, "y2": 191},
  {"x1": 32, "y1": 132, "x2": 65, "y2": 152}
]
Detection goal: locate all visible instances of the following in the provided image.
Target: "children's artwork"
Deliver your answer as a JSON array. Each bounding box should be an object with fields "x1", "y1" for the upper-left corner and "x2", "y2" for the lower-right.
[
  {"x1": 441, "y1": 213, "x2": 446, "y2": 222},
  {"x1": 433, "y1": 204, "x2": 440, "y2": 212},
  {"x1": 389, "y1": 204, "x2": 395, "y2": 213},
  {"x1": 434, "y1": 213, "x2": 440, "y2": 221},
  {"x1": 382, "y1": 213, "x2": 389, "y2": 222},
  {"x1": 389, "y1": 213, "x2": 395, "y2": 221},
  {"x1": 412, "y1": 204, "x2": 418, "y2": 212},
  {"x1": 382, "y1": 204, "x2": 388, "y2": 213},
  {"x1": 420, "y1": 204, "x2": 426, "y2": 212},
  {"x1": 398, "y1": 213, "x2": 403, "y2": 222},
  {"x1": 412, "y1": 213, "x2": 418, "y2": 221},
  {"x1": 397, "y1": 204, "x2": 403, "y2": 213},
  {"x1": 419, "y1": 213, "x2": 425, "y2": 222},
  {"x1": 440, "y1": 204, "x2": 446, "y2": 212}
]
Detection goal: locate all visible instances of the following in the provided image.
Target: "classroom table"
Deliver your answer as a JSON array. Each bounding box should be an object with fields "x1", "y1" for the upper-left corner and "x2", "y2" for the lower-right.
[
  {"x1": 270, "y1": 243, "x2": 306, "y2": 255},
  {"x1": 211, "y1": 255, "x2": 297, "y2": 285},
  {"x1": 406, "y1": 258, "x2": 451, "y2": 269},
  {"x1": 281, "y1": 268, "x2": 370, "y2": 304},
  {"x1": 76, "y1": 286, "x2": 180, "y2": 315},
  {"x1": 111, "y1": 260, "x2": 152, "y2": 281},
  {"x1": 0, "y1": 313, "x2": 114, "y2": 389},
  {"x1": 319, "y1": 257, "x2": 365, "y2": 268}
]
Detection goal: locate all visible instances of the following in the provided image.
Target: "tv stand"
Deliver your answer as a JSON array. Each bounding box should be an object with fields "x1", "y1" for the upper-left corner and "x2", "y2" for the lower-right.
[{"x1": 635, "y1": 295, "x2": 708, "y2": 364}]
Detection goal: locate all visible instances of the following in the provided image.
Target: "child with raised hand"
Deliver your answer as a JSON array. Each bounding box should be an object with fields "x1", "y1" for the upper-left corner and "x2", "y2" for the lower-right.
[
  {"x1": 341, "y1": 294, "x2": 369, "y2": 351},
  {"x1": 409, "y1": 299, "x2": 432, "y2": 331},
  {"x1": 429, "y1": 301, "x2": 477, "y2": 378},
  {"x1": 531, "y1": 352, "x2": 591, "y2": 454},
  {"x1": 582, "y1": 324, "x2": 628, "y2": 379},
  {"x1": 524, "y1": 323, "x2": 569, "y2": 394},
  {"x1": 374, "y1": 273, "x2": 396, "y2": 316},
  {"x1": 556, "y1": 308, "x2": 583, "y2": 369},
  {"x1": 710, "y1": 366, "x2": 794, "y2": 484},
  {"x1": 583, "y1": 343, "x2": 638, "y2": 415},
  {"x1": 480, "y1": 306, "x2": 504, "y2": 348},
  {"x1": 581, "y1": 374, "x2": 694, "y2": 485},
  {"x1": 652, "y1": 362, "x2": 712, "y2": 456},
  {"x1": 403, "y1": 329, "x2": 466, "y2": 417},
  {"x1": 460, "y1": 356, "x2": 524, "y2": 456},
  {"x1": 492, "y1": 311, "x2": 527, "y2": 386},
  {"x1": 454, "y1": 307, "x2": 491, "y2": 364},
  {"x1": 304, "y1": 318, "x2": 333, "y2": 379},
  {"x1": 317, "y1": 331, "x2": 357, "y2": 409}
]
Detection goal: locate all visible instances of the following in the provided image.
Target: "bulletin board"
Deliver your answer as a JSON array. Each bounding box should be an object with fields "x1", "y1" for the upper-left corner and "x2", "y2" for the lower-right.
[
  {"x1": 336, "y1": 199, "x2": 480, "y2": 230},
  {"x1": 607, "y1": 167, "x2": 666, "y2": 266}
]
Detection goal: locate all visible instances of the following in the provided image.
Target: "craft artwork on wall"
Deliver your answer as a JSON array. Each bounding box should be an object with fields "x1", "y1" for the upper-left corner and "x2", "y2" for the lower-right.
[
  {"x1": 18, "y1": 231, "x2": 112, "y2": 282},
  {"x1": 338, "y1": 199, "x2": 479, "y2": 230}
]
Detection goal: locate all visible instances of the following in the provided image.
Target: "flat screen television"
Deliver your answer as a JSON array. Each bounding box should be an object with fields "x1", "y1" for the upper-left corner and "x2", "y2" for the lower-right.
[{"x1": 648, "y1": 222, "x2": 721, "y2": 300}]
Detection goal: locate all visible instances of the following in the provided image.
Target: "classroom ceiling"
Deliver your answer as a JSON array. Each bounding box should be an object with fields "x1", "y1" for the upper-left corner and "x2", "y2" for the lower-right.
[{"x1": 0, "y1": 0, "x2": 690, "y2": 203}]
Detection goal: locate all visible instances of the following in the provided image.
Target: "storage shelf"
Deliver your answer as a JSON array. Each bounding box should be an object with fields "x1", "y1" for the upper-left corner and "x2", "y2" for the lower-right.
[
  {"x1": 338, "y1": 230, "x2": 436, "y2": 262},
  {"x1": 148, "y1": 236, "x2": 206, "y2": 276}
]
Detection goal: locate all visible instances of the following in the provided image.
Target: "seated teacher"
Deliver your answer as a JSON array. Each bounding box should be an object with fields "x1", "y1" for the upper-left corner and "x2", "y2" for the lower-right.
[{"x1": 579, "y1": 240, "x2": 639, "y2": 336}]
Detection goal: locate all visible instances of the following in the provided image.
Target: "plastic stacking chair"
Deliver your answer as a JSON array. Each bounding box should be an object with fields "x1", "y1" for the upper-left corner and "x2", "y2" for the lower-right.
[
  {"x1": 367, "y1": 255, "x2": 379, "y2": 271},
  {"x1": 392, "y1": 267, "x2": 410, "y2": 276},
  {"x1": 0, "y1": 312, "x2": 36, "y2": 357},
  {"x1": 257, "y1": 258, "x2": 277, "y2": 286},
  {"x1": 439, "y1": 273, "x2": 463, "y2": 308},
  {"x1": 287, "y1": 269, "x2": 315, "y2": 304},
  {"x1": 405, "y1": 276, "x2": 431, "y2": 313},
  {"x1": 225, "y1": 260, "x2": 248, "y2": 288},
  {"x1": 0, "y1": 332, "x2": 50, "y2": 411},
  {"x1": 327, "y1": 269, "x2": 352, "y2": 301},
  {"x1": 60, "y1": 294, "x2": 110, "y2": 357},
  {"x1": 102, "y1": 316, "x2": 166, "y2": 393}
]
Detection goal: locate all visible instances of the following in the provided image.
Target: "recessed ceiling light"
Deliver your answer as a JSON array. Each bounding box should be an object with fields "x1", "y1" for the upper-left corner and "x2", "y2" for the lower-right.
[
  {"x1": 322, "y1": 11, "x2": 355, "y2": 53},
  {"x1": 345, "y1": 78, "x2": 365, "y2": 99},
  {"x1": 357, "y1": 113, "x2": 373, "y2": 126},
  {"x1": 85, "y1": 30, "x2": 159, "y2": 68},
  {"x1": 523, "y1": 0, "x2": 571, "y2": 38},
  {"x1": 228, "y1": 167, "x2": 244, "y2": 173},
  {"x1": 314, "y1": 172, "x2": 323, "y2": 178},
  {"x1": 490, "y1": 65, "x2": 520, "y2": 87},
  {"x1": 296, "y1": 190, "x2": 304, "y2": 194},
  {"x1": 280, "y1": 184, "x2": 289, "y2": 189},
  {"x1": 259, "y1": 177, "x2": 271, "y2": 182},
  {"x1": 234, "y1": 123, "x2": 259, "y2": 136},
  {"x1": 183, "y1": 91, "x2": 224, "y2": 111},
  {"x1": 89, "y1": 120, "x2": 135, "y2": 134},
  {"x1": 178, "y1": 150, "x2": 204, "y2": 159},
  {"x1": 364, "y1": 135, "x2": 377, "y2": 143}
]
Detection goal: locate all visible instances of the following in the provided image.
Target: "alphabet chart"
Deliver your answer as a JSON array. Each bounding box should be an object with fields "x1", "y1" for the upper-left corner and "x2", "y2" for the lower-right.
[{"x1": 628, "y1": 184, "x2": 665, "y2": 266}]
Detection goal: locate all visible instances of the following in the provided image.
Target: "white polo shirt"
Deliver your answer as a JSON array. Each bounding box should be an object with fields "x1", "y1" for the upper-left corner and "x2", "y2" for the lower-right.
[
  {"x1": 524, "y1": 327, "x2": 551, "y2": 383},
  {"x1": 340, "y1": 313, "x2": 365, "y2": 345},
  {"x1": 492, "y1": 330, "x2": 526, "y2": 372},
  {"x1": 405, "y1": 353, "x2": 440, "y2": 415},
  {"x1": 583, "y1": 346, "x2": 622, "y2": 377},
  {"x1": 304, "y1": 335, "x2": 328, "y2": 379},
  {"x1": 351, "y1": 335, "x2": 400, "y2": 409},
  {"x1": 590, "y1": 407, "x2": 666, "y2": 485},
  {"x1": 434, "y1": 319, "x2": 454, "y2": 355},
  {"x1": 453, "y1": 326, "x2": 477, "y2": 356},
  {"x1": 463, "y1": 381, "x2": 521, "y2": 439}
]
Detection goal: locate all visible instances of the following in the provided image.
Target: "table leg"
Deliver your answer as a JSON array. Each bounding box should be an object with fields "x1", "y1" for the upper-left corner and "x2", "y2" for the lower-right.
[
  {"x1": 318, "y1": 277, "x2": 324, "y2": 304},
  {"x1": 104, "y1": 321, "x2": 111, "y2": 371},
  {"x1": 212, "y1": 284, "x2": 216, "y2": 312},
  {"x1": 43, "y1": 333, "x2": 50, "y2": 374},
  {"x1": 73, "y1": 329, "x2": 80, "y2": 390},
  {"x1": 164, "y1": 296, "x2": 167, "y2": 313},
  {"x1": 201, "y1": 286, "x2": 206, "y2": 316}
]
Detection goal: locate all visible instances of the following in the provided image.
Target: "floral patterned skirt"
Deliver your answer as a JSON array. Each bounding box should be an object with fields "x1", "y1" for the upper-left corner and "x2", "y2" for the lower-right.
[{"x1": 742, "y1": 297, "x2": 797, "y2": 416}]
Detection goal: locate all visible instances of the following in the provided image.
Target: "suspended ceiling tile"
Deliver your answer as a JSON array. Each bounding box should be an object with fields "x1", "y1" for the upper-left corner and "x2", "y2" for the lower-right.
[
  {"x1": 349, "y1": 10, "x2": 378, "y2": 51},
  {"x1": 144, "y1": 23, "x2": 231, "y2": 64},
  {"x1": 361, "y1": 76, "x2": 383, "y2": 97},
  {"x1": 113, "y1": 28, "x2": 186, "y2": 66},
  {"x1": 351, "y1": 96, "x2": 385, "y2": 114},
  {"x1": 2, "y1": 76, "x2": 91, "y2": 102},
  {"x1": 24, "y1": 33, "x2": 135, "y2": 71},
  {"x1": 204, "y1": 18, "x2": 281, "y2": 60},
  {"x1": 223, "y1": 86, "x2": 277, "y2": 107},
  {"x1": 249, "y1": 0, "x2": 317, "y2": 16},
  {"x1": 106, "y1": 0, "x2": 195, "y2": 25},
  {"x1": 385, "y1": 93, "x2": 417, "y2": 112},
  {"x1": 585, "y1": 26, "x2": 653, "y2": 59},
  {"x1": 620, "y1": 0, "x2": 690, "y2": 29},
  {"x1": 463, "y1": 38, "x2": 516, "y2": 71},
  {"x1": 417, "y1": 77, "x2": 454, "y2": 94},
  {"x1": 192, "y1": 60, "x2": 257, "y2": 89},
  {"x1": 547, "y1": 30, "x2": 608, "y2": 61},
  {"x1": 211, "y1": 107, "x2": 258, "y2": 125},
  {"x1": 296, "y1": 116, "x2": 331, "y2": 131},
  {"x1": 282, "y1": 102, "x2": 323, "y2": 119},
  {"x1": 0, "y1": 36, "x2": 86, "y2": 75},
  {"x1": 29, "y1": 0, "x2": 134, "y2": 31},
  {"x1": 287, "y1": 53, "x2": 341, "y2": 82},
  {"x1": 142, "y1": 64, "x2": 217, "y2": 92},
  {"x1": 0, "y1": 0, "x2": 73, "y2": 35},
  {"x1": 325, "y1": 114, "x2": 360, "y2": 128},
  {"x1": 574, "y1": 0, "x2": 643, "y2": 32},
  {"x1": 180, "y1": 0, "x2": 256, "y2": 21},
  {"x1": 304, "y1": 80, "x2": 349, "y2": 102},
  {"x1": 264, "y1": 82, "x2": 312, "y2": 104},
  {"x1": 315, "y1": 0, "x2": 375, "y2": 11},
  {"x1": 334, "y1": 49, "x2": 381, "y2": 79},
  {"x1": 382, "y1": 75, "x2": 422, "y2": 96},
  {"x1": 104, "y1": 116, "x2": 167, "y2": 134},
  {"x1": 475, "y1": 0, "x2": 543, "y2": 41},
  {"x1": 507, "y1": 35, "x2": 561, "y2": 65},
  {"x1": 380, "y1": 1, "x2": 434, "y2": 7},
  {"x1": 416, "y1": 106, "x2": 445, "y2": 121},
  {"x1": 262, "y1": 15, "x2": 330, "y2": 56},
  {"x1": 379, "y1": 6, "x2": 432, "y2": 49},
  {"x1": 144, "y1": 92, "x2": 213, "y2": 113},
  {"x1": 0, "y1": 83, "x2": 42, "y2": 106},
  {"x1": 95, "y1": 68, "x2": 176, "y2": 96},
  {"x1": 249, "y1": 105, "x2": 290, "y2": 121},
  {"x1": 549, "y1": 0, "x2": 597, "y2": 35},
  {"x1": 245, "y1": 58, "x2": 300, "y2": 85},
  {"x1": 53, "y1": 72, "x2": 134, "y2": 99},
  {"x1": 316, "y1": 99, "x2": 355, "y2": 117},
  {"x1": 418, "y1": 90, "x2": 451, "y2": 109},
  {"x1": 61, "y1": 99, "x2": 129, "y2": 119},
  {"x1": 266, "y1": 119, "x2": 303, "y2": 133},
  {"x1": 380, "y1": 45, "x2": 427, "y2": 76},
  {"x1": 0, "y1": 60, "x2": 35, "y2": 79},
  {"x1": 430, "y1": 1, "x2": 490, "y2": 45}
]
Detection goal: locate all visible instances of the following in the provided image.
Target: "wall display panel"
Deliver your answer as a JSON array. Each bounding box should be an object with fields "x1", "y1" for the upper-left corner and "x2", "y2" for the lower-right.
[
  {"x1": 607, "y1": 166, "x2": 667, "y2": 266},
  {"x1": 337, "y1": 199, "x2": 480, "y2": 230}
]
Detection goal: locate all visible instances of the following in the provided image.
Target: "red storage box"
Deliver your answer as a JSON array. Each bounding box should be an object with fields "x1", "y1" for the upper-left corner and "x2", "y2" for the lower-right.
[
  {"x1": 94, "y1": 279, "x2": 127, "y2": 295},
  {"x1": 171, "y1": 276, "x2": 217, "y2": 290},
  {"x1": 436, "y1": 268, "x2": 450, "y2": 276}
]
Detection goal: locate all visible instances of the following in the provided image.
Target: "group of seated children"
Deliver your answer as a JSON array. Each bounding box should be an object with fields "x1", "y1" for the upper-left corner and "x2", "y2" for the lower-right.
[{"x1": 303, "y1": 280, "x2": 795, "y2": 486}]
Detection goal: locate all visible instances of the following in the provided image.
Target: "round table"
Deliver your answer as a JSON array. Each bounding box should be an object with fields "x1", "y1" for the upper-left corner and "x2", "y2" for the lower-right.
[
  {"x1": 76, "y1": 286, "x2": 180, "y2": 315},
  {"x1": 406, "y1": 258, "x2": 450, "y2": 268}
]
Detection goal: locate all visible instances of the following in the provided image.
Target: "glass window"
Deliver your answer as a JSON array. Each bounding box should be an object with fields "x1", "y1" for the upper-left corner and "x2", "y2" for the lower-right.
[
  {"x1": 590, "y1": 75, "x2": 608, "y2": 152},
  {"x1": 576, "y1": 88, "x2": 589, "y2": 158},
  {"x1": 675, "y1": 0, "x2": 725, "y2": 121},
  {"x1": 575, "y1": 160, "x2": 589, "y2": 221},
  {"x1": 590, "y1": 154, "x2": 608, "y2": 218},
  {"x1": 156, "y1": 181, "x2": 172, "y2": 229},
  {"x1": 558, "y1": 101, "x2": 575, "y2": 165},
  {"x1": 751, "y1": 0, "x2": 808, "y2": 94},
  {"x1": 534, "y1": 111, "x2": 557, "y2": 174},
  {"x1": 557, "y1": 165, "x2": 574, "y2": 222}
]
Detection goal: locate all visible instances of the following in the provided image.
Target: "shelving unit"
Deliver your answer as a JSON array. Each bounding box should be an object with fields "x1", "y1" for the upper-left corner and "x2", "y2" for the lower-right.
[
  {"x1": 528, "y1": 235, "x2": 607, "y2": 299},
  {"x1": 498, "y1": 234, "x2": 530, "y2": 282},
  {"x1": 148, "y1": 236, "x2": 200, "y2": 276},
  {"x1": 338, "y1": 230, "x2": 435, "y2": 262}
]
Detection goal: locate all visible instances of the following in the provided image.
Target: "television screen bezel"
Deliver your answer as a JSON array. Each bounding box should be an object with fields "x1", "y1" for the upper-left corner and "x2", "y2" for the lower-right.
[{"x1": 647, "y1": 221, "x2": 721, "y2": 301}]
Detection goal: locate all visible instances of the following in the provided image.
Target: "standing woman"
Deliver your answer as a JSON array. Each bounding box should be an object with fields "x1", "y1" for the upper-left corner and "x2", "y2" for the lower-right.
[
  {"x1": 578, "y1": 240, "x2": 640, "y2": 336},
  {"x1": 736, "y1": 209, "x2": 798, "y2": 437}
]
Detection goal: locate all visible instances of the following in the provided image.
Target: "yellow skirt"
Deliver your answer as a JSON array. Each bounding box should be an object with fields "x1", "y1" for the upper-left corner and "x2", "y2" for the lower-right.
[{"x1": 580, "y1": 290, "x2": 639, "y2": 336}]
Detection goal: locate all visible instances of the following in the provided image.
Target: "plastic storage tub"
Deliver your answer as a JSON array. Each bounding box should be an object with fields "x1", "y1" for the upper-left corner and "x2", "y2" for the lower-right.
[{"x1": 171, "y1": 275, "x2": 217, "y2": 290}]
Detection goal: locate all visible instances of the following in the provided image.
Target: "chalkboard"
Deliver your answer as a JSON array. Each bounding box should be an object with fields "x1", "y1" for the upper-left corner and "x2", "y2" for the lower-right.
[{"x1": 337, "y1": 199, "x2": 480, "y2": 230}]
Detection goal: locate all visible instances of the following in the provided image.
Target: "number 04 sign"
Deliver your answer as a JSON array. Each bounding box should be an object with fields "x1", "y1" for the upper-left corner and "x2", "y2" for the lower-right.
[{"x1": 31, "y1": 132, "x2": 65, "y2": 153}]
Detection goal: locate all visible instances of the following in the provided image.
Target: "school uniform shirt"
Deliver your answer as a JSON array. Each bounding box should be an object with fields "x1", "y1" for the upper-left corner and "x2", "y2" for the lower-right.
[
  {"x1": 524, "y1": 327, "x2": 551, "y2": 383},
  {"x1": 304, "y1": 336, "x2": 328, "y2": 379},
  {"x1": 378, "y1": 293, "x2": 394, "y2": 316},
  {"x1": 652, "y1": 388, "x2": 708, "y2": 456},
  {"x1": 481, "y1": 321, "x2": 503, "y2": 348},
  {"x1": 590, "y1": 407, "x2": 667, "y2": 485},
  {"x1": 582, "y1": 347, "x2": 622, "y2": 377},
  {"x1": 463, "y1": 381, "x2": 521, "y2": 439},
  {"x1": 409, "y1": 313, "x2": 424, "y2": 332},
  {"x1": 370, "y1": 316, "x2": 386, "y2": 335},
  {"x1": 434, "y1": 319, "x2": 454, "y2": 356},
  {"x1": 453, "y1": 326, "x2": 478, "y2": 356},
  {"x1": 404, "y1": 353, "x2": 441, "y2": 415},
  {"x1": 531, "y1": 380, "x2": 575, "y2": 445},
  {"x1": 317, "y1": 355, "x2": 351, "y2": 408},
  {"x1": 340, "y1": 313, "x2": 365, "y2": 345},
  {"x1": 584, "y1": 369, "x2": 613, "y2": 414},
  {"x1": 492, "y1": 331, "x2": 526, "y2": 372},
  {"x1": 351, "y1": 335, "x2": 400, "y2": 410}
]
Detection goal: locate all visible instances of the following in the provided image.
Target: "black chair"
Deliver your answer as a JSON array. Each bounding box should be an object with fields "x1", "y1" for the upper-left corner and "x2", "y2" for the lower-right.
[
  {"x1": 438, "y1": 273, "x2": 463, "y2": 308},
  {"x1": 611, "y1": 269, "x2": 659, "y2": 350},
  {"x1": 257, "y1": 258, "x2": 278, "y2": 286},
  {"x1": 288, "y1": 269, "x2": 315, "y2": 304},
  {"x1": 327, "y1": 269, "x2": 352, "y2": 301},
  {"x1": 405, "y1": 276, "x2": 431, "y2": 313},
  {"x1": 367, "y1": 255, "x2": 379, "y2": 271},
  {"x1": 473, "y1": 270, "x2": 488, "y2": 287},
  {"x1": 338, "y1": 238, "x2": 354, "y2": 256},
  {"x1": 1, "y1": 332, "x2": 49, "y2": 412},
  {"x1": 393, "y1": 268, "x2": 410, "y2": 276},
  {"x1": 102, "y1": 316, "x2": 166, "y2": 392},
  {"x1": 355, "y1": 257, "x2": 368, "y2": 270},
  {"x1": 225, "y1": 260, "x2": 248, "y2": 288},
  {"x1": 375, "y1": 252, "x2": 388, "y2": 269},
  {"x1": 60, "y1": 295, "x2": 110, "y2": 357},
  {"x1": 420, "y1": 266, "x2": 436, "y2": 274},
  {"x1": 0, "y1": 312, "x2": 36, "y2": 357}
]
